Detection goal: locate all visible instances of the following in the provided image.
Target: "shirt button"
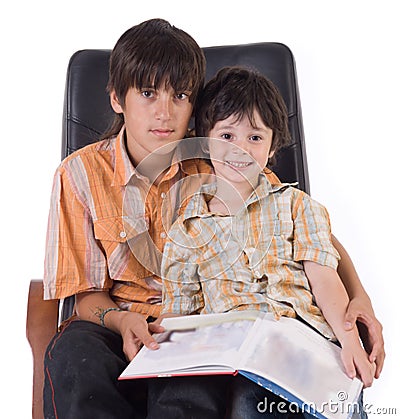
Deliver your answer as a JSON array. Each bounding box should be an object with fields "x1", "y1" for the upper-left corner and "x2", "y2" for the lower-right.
[
  {"x1": 119, "y1": 231, "x2": 127, "y2": 238},
  {"x1": 160, "y1": 192, "x2": 166, "y2": 199},
  {"x1": 160, "y1": 232, "x2": 167, "y2": 239}
]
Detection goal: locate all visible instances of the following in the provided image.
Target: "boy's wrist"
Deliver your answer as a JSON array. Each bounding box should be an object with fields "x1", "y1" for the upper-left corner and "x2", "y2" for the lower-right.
[
  {"x1": 99, "y1": 307, "x2": 122, "y2": 327},
  {"x1": 336, "y1": 328, "x2": 360, "y2": 348}
]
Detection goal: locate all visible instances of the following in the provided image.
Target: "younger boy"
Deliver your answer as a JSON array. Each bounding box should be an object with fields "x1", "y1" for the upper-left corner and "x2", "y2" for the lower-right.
[{"x1": 161, "y1": 66, "x2": 375, "y2": 417}]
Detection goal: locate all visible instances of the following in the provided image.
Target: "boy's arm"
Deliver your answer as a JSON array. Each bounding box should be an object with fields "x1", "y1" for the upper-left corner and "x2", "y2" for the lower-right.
[
  {"x1": 75, "y1": 291, "x2": 163, "y2": 360},
  {"x1": 304, "y1": 261, "x2": 375, "y2": 387},
  {"x1": 44, "y1": 165, "x2": 162, "y2": 361},
  {"x1": 332, "y1": 234, "x2": 385, "y2": 377}
]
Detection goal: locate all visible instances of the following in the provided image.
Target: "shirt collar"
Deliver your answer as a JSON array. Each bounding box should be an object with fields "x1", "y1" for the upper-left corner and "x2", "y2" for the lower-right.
[
  {"x1": 112, "y1": 127, "x2": 204, "y2": 187},
  {"x1": 246, "y1": 173, "x2": 292, "y2": 204},
  {"x1": 112, "y1": 127, "x2": 136, "y2": 187},
  {"x1": 182, "y1": 173, "x2": 294, "y2": 221}
]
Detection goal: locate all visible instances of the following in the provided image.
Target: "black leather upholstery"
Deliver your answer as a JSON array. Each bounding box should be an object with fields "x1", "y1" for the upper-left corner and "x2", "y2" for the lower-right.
[{"x1": 62, "y1": 43, "x2": 309, "y2": 193}]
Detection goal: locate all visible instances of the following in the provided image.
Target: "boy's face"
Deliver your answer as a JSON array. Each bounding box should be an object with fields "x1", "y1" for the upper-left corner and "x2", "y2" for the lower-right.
[
  {"x1": 208, "y1": 111, "x2": 274, "y2": 187},
  {"x1": 110, "y1": 85, "x2": 193, "y2": 165}
]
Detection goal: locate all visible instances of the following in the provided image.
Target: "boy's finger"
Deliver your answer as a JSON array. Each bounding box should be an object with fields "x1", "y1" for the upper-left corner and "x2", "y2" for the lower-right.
[
  {"x1": 360, "y1": 367, "x2": 374, "y2": 388},
  {"x1": 124, "y1": 342, "x2": 140, "y2": 361},
  {"x1": 132, "y1": 322, "x2": 160, "y2": 350},
  {"x1": 371, "y1": 348, "x2": 385, "y2": 378},
  {"x1": 343, "y1": 311, "x2": 357, "y2": 330},
  {"x1": 368, "y1": 342, "x2": 379, "y2": 363},
  {"x1": 148, "y1": 322, "x2": 165, "y2": 333},
  {"x1": 141, "y1": 335, "x2": 159, "y2": 350},
  {"x1": 123, "y1": 335, "x2": 143, "y2": 361},
  {"x1": 341, "y1": 352, "x2": 356, "y2": 380}
]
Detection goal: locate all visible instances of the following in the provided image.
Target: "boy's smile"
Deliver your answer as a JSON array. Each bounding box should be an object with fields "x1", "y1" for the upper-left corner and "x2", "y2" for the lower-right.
[
  {"x1": 208, "y1": 111, "x2": 275, "y2": 193},
  {"x1": 225, "y1": 160, "x2": 253, "y2": 169}
]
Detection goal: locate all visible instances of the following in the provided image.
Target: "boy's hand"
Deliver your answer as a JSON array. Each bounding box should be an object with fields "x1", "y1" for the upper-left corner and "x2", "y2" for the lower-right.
[
  {"x1": 340, "y1": 333, "x2": 376, "y2": 388},
  {"x1": 344, "y1": 297, "x2": 385, "y2": 378},
  {"x1": 116, "y1": 311, "x2": 164, "y2": 360}
]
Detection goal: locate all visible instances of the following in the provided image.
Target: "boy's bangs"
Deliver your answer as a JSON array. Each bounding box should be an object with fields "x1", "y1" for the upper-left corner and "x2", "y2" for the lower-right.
[
  {"x1": 134, "y1": 63, "x2": 194, "y2": 93},
  {"x1": 132, "y1": 43, "x2": 197, "y2": 94},
  {"x1": 216, "y1": 95, "x2": 261, "y2": 129}
]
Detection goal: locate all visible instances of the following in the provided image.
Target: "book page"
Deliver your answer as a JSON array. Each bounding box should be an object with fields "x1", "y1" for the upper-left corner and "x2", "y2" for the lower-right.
[
  {"x1": 160, "y1": 310, "x2": 261, "y2": 329},
  {"x1": 237, "y1": 315, "x2": 362, "y2": 419},
  {"x1": 120, "y1": 311, "x2": 259, "y2": 379}
]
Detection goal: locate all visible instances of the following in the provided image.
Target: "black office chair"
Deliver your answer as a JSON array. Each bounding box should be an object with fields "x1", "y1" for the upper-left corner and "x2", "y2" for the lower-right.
[{"x1": 26, "y1": 42, "x2": 309, "y2": 419}]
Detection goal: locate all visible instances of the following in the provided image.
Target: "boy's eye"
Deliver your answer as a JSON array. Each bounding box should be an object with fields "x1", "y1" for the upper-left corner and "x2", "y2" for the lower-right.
[
  {"x1": 221, "y1": 133, "x2": 233, "y2": 141},
  {"x1": 175, "y1": 92, "x2": 190, "y2": 100},
  {"x1": 141, "y1": 90, "x2": 155, "y2": 98},
  {"x1": 249, "y1": 135, "x2": 262, "y2": 142}
]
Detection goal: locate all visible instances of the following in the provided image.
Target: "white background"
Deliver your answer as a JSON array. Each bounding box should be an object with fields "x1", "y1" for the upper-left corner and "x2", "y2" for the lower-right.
[{"x1": 1, "y1": 0, "x2": 398, "y2": 416}]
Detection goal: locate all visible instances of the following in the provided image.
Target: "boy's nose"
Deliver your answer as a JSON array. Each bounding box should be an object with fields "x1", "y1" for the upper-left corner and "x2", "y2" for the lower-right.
[
  {"x1": 232, "y1": 138, "x2": 249, "y2": 154},
  {"x1": 155, "y1": 97, "x2": 172, "y2": 120}
]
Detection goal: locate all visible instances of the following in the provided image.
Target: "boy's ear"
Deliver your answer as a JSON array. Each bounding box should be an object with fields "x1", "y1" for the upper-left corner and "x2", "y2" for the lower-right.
[
  {"x1": 269, "y1": 149, "x2": 276, "y2": 159},
  {"x1": 110, "y1": 90, "x2": 124, "y2": 114}
]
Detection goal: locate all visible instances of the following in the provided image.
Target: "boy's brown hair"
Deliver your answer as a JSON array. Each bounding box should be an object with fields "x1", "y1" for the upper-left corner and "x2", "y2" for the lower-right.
[
  {"x1": 195, "y1": 66, "x2": 291, "y2": 166},
  {"x1": 104, "y1": 18, "x2": 206, "y2": 138}
]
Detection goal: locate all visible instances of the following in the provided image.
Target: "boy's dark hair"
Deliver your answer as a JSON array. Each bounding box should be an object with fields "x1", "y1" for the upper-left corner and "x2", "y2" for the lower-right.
[
  {"x1": 103, "y1": 18, "x2": 206, "y2": 138},
  {"x1": 195, "y1": 66, "x2": 291, "y2": 166}
]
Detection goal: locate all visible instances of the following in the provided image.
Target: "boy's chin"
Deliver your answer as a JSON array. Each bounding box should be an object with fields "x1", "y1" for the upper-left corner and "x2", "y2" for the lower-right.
[{"x1": 152, "y1": 141, "x2": 180, "y2": 156}]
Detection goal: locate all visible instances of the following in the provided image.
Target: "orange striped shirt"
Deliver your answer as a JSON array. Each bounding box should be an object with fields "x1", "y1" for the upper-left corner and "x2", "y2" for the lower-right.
[{"x1": 44, "y1": 128, "x2": 213, "y2": 317}]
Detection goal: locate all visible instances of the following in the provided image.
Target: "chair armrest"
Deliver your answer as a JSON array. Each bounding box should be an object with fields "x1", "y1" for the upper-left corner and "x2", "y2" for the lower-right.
[{"x1": 26, "y1": 280, "x2": 59, "y2": 419}]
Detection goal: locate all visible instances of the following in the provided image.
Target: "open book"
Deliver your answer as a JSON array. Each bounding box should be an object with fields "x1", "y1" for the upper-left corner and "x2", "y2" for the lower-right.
[{"x1": 119, "y1": 311, "x2": 363, "y2": 419}]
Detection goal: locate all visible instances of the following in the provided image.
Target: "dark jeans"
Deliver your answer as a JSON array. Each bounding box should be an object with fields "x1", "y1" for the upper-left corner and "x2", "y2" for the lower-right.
[
  {"x1": 43, "y1": 320, "x2": 229, "y2": 419},
  {"x1": 44, "y1": 320, "x2": 366, "y2": 419},
  {"x1": 228, "y1": 375, "x2": 306, "y2": 418},
  {"x1": 147, "y1": 375, "x2": 229, "y2": 418},
  {"x1": 227, "y1": 374, "x2": 367, "y2": 419}
]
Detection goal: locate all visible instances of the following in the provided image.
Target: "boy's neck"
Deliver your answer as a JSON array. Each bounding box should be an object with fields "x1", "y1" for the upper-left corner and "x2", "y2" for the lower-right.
[
  {"x1": 127, "y1": 147, "x2": 175, "y2": 186},
  {"x1": 124, "y1": 130, "x2": 177, "y2": 186},
  {"x1": 136, "y1": 153, "x2": 174, "y2": 186},
  {"x1": 208, "y1": 177, "x2": 256, "y2": 215}
]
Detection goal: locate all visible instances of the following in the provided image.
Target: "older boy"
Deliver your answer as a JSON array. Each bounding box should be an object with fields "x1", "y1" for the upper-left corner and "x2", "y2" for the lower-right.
[{"x1": 43, "y1": 18, "x2": 223, "y2": 419}]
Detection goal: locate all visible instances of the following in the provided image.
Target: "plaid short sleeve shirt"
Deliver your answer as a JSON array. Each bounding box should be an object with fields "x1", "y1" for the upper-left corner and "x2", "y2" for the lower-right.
[{"x1": 161, "y1": 174, "x2": 340, "y2": 339}]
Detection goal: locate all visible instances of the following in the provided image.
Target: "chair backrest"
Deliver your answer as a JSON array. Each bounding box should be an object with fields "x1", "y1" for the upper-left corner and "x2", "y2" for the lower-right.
[
  {"x1": 62, "y1": 43, "x2": 309, "y2": 192},
  {"x1": 60, "y1": 43, "x2": 310, "y2": 321}
]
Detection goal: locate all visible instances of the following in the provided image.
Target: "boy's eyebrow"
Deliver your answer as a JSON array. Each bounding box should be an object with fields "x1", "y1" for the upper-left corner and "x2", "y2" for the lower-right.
[
  {"x1": 136, "y1": 85, "x2": 193, "y2": 93},
  {"x1": 215, "y1": 123, "x2": 268, "y2": 132},
  {"x1": 250, "y1": 126, "x2": 270, "y2": 132},
  {"x1": 214, "y1": 124, "x2": 236, "y2": 130}
]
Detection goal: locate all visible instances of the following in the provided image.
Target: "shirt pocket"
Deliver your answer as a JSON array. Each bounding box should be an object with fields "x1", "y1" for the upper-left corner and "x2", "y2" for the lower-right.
[
  {"x1": 93, "y1": 215, "x2": 147, "y2": 243},
  {"x1": 93, "y1": 216, "x2": 127, "y2": 245},
  {"x1": 273, "y1": 211, "x2": 294, "y2": 238},
  {"x1": 267, "y1": 212, "x2": 294, "y2": 263}
]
